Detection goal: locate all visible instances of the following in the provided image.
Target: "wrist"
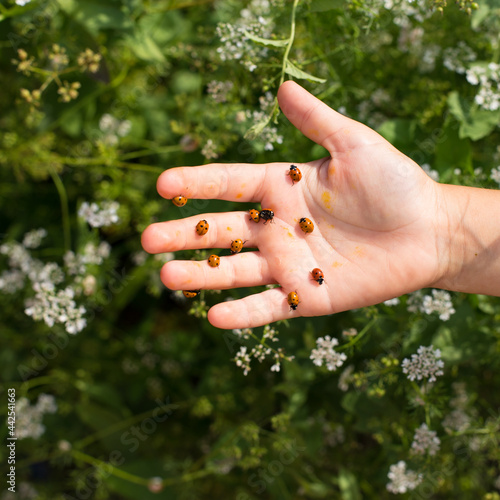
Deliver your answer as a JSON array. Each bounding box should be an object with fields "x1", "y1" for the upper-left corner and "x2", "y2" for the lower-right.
[{"x1": 431, "y1": 182, "x2": 500, "y2": 296}]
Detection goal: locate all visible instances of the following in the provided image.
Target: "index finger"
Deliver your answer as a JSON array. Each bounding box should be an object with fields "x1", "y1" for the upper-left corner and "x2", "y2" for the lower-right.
[{"x1": 157, "y1": 163, "x2": 271, "y2": 203}]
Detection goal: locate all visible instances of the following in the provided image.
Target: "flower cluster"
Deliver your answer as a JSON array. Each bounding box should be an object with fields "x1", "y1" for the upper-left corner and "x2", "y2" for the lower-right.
[
  {"x1": 207, "y1": 80, "x2": 234, "y2": 103},
  {"x1": 401, "y1": 345, "x2": 444, "y2": 383},
  {"x1": 201, "y1": 139, "x2": 218, "y2": 160},
  {"x1": 421, "y1": 163, "x2": 440, "y2": 182},
  {"x1": 310, "y1": 335, "x2": 347, "y2": 372},
  {"x1": 407, "y1": 289, "x2": 455, "y2": 321},
  {"x1": 15, "y1": 394, "x2": 57, "y2": 439},
  {"x1": 490, "y1": 166, "x2": 500, "y2": 187},
  {"x1": 243, "y1": 91, "x2": 284, "y2": 151},
  {"x1": 64, "y1": 241, "x2": 111, "y2": 276},
  {"x1": 410, "y1": 423, "x2": 441, "y2": 456},
  {"x1": 234, "y1": 346, "x2": 252, "y2": 376},
  {"x1": 443, "y1": 42, "x2": 476, "y2": 74},
  {"x1": 466, "y1": 63, "x2": 500, "y2": 111},
  {"x1": 78, "y1": 201, "x2": 120, "y2": 228},
  {"x1": 216, "y1": 0, "x2": 274, "y2": 72},
  {"x1": 386, "y1": 461, "x2": 423, "y2": 494},
  {"x1": 442, "y1": 382, "x2": 472, "y2": 432},
  {"x1": 25, "y1": 282, "x2": 86, "y2": 334},
  {"x1": 99, "y1": 114, "x2": 132, "y2": 146}
]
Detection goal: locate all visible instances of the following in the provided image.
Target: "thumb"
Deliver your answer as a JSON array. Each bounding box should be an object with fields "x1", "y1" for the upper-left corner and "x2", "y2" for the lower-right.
[{"x1": 277, "y1": 80, "x2": 385, "y2": 153}]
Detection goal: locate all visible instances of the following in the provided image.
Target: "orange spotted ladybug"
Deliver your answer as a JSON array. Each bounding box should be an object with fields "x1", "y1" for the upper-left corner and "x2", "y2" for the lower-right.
[
  {"x1": 172, "y1": 195, "x2": 187, "y2": 207},
  {"x1": 287, "y1": 164, "x2": 302, "y2": 185},
  {"x1": 196, "y1": 219, "x2": 209, "y2": 236},
  {"x1": 183, "y1": 290, "x2": 200, "y2": 298},
  {"x1": 230, "y1": 239, "x2": 247, "y2": 254},
  {"x1": 259, "y1": 209, "x2": 274, "y2": 225},
  {"x1": 208, "y1": 254, "x2": 220, "y2": 268},
  {"x1": 299, "y1": 217, "x2": 314, "y2": 233},
  {"x1": 311, "y1": 268, "x2": 325, "y2": 285},
  {"x1": 249, "y1": 209, "x2": 260, "y2": 223},
  {"x1": 287, "y1": 291, "x2": 299, "y2": 311}
]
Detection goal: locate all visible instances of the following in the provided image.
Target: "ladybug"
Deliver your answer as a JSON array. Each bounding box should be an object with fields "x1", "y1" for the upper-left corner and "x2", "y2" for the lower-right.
[
  {"x1": 208, "y1": 254, "x2": 220, "y2": 268},
  {"x1": 299, "y1": 217, "x2": 314, "y2": 233},
  {"x1": 196, "y1": 219, "x2": 209, "y2": 236},
  {"x1": 311, "y1": 268, "x2": 325, "y2": 285},
  {"x1": 230, "y1": 239, "x2": 247, "y2": 254},
  {"x1": 259, "y1": 209, "x2": 274, "y2": 225},
  {"x1": 249, "y1": 209, "x2": 260, "y2": 223},
  {"x1": 172, "y1": 195, "x2": 187, "y2": 207},
  {"x1": 287, "y1": 291, "x2": 299, "y2": 311},
  {"x1": 183, "y1": 290, "x2": 200, "y2": 298},
  {"x1": 287, "y1": 164, "x2": 302, "y2": 185}
]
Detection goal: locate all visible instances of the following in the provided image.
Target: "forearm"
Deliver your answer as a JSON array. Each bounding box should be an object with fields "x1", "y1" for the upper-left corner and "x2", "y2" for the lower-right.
[{"x1": 434, "y1": 183, "x2": 500, "y2": 296}]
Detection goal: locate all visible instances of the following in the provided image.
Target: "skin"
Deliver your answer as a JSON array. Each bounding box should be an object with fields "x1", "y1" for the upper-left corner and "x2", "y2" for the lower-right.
[{"x1": 142, "y1": 81, "x2": 500, "y2": 329}]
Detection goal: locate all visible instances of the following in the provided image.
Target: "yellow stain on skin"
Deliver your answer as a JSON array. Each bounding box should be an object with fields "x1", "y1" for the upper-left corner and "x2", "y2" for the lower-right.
[
  {"x1": 241, "y1": 183, "x2": 247, "y2": 188},
  {"x1": 236, "y1": 193, "x2": 243, "y2": 199},
  {"x1": 328, "y1": 162, "x2": 335, "y2": 176},
  {"x1": 321, "y1": 191, "x2": 332, "y2": 210},
  {"x1": 280, "y1": 225, "x2": 294, "y2": 238},
  {"x1": 353, "y1": 246, "x2": 364, "y2": 257},
  {"x1": 175, "y1": 230, "x2": 181, "y2": 237},
  {"x1": 331, "y1": 261, "x2": 343, "y2": 268},
  {"x1": 227, "y1": 226, "x2": 232, "y2": 231},
  {"x1": 308, "y1": 128, "x2": 319, "y2": 136}
]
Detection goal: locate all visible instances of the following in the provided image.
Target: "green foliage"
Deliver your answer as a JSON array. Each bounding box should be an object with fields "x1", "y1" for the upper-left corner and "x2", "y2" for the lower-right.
[{"x1": 1, "y1": 0, "x2": 500, "y2": 499}]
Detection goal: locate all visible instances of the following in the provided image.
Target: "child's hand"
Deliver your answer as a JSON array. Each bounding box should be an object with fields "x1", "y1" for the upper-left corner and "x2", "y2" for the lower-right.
[{"x1": 142, "y1": 81, "x2": 446, "y2": 329}]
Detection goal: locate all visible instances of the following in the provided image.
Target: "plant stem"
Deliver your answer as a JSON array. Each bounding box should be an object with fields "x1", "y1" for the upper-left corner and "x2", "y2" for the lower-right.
[{"x1": 49, "y1": 167, "x2": 71, "y2": 252}]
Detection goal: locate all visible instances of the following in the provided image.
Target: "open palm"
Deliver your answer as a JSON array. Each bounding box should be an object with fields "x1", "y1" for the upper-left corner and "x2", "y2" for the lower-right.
[{"x1": 142, "y1": 81, "x2": 445, "y2": 329}]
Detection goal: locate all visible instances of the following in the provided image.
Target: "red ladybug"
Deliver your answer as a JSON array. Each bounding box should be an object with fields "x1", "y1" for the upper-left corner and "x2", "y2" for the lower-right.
[
  {"x1": 287, "y1": 164, "x2": 302, "y2": 185},
  {"x1": 259, "y1": 209, "x2": 274, "y2": 225},
  {"x1": 208, "y1": 254, "x2": 220, "y2": 268},
  {"x1": 249, "y1": 209, "x2": 260, "y2": 223},
  {"x1": 311, "y1": 268, "x2": 325, "y2": 285},
  {"x1": 172, "y1": 195, "x2": 187, "y2": 207},
  {"x1": 299, "y1": 217, "x2": 314, "y2": 233},
  {"x1": 230, "y1": 239, "x2": 247, "y2": 254},
  {"x1": 196, "y1": 220, "x2": 209, "y2": 235},
  {"x1": 183, "y1": 290, "x2": 200, "y2": 298},
  {"x1": 287, "y1": 291, "x2": 299, "y2": 311}
]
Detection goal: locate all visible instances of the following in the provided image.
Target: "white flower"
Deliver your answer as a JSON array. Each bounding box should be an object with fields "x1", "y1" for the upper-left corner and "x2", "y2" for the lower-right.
[
  {"x1": 207, "y1": 80, "x2": 234, "y2": 103},
  {"x1": 234, "y1": 346, "x2": 251, "y2": 376},
  {"x1": 15, "y1": 0, "x2": 31, "y2": 5},
  {"x1": 490, "y1": 166, "x2": 500, "y2": 187},
  {"x1": 24, "y1": 282, "x2": 87, "y2": 334},
  {"x1": 98, "y1": 114, "x2": 131, "y2": 146},
  {"x1": 384, "y1": 297, "x2": 400, "y2": 306},
  {"x1": 22, "y1": 228, "x2": 47, "y2": 249},
  {"x1": 386, "y1": 461, "x2": 422, "y2": 494},
  {"x1": 14, "y1": 394, "x2": 57, "y2": 440},
  {"x1": 411, "y1": 423, "x2": 440, "y2": 456},
  {"x1": 201, "y1": 139, "x2": 218, "y2": 160},
  {"x1": 401, "y1": 345, "x2": 444, "y2": 383},
  {"x1": 407, "y1": 289, "x2": 455, "y2": 321},
  {"x1": 338, "y1": 365, "x2": 354, "y2": 392},
  {"x1": 342, "y1": 328, "x2": 358, "y2": 338},
  {"x1": 310, "y1": 335, "x2": 347, "y2": 372},
  {"x1": 421, "y1": 163, "x2": 439, "y2": 182},
  {"x1": 78, "y1": 201, "x2": 120, "y2": 228},
  {"x1": 0, "y1": 269, "x2": 25, "y2": 293}
]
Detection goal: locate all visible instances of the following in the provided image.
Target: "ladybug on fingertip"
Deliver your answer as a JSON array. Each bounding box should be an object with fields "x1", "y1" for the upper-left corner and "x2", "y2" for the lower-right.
[
  {"x1": 183, "y1": 290, "x2": 200, "y2": 298},
  {"x1": 259, "y1": 208, "x2": 274, "y2": 225},
  {"x1": 172, "y1": 195, "x2": 187, "y2": 207},
  {"x1": 287, "y1": 291, "x2": 299, "y2": 311},
  {"x1": 208, "y1": 254, "x2": 220, "y2": 268},
  {"x1": 196, "y1": 219, "x2": 209, "y2": 236},
  {"x1": 299, "y1": 217, "x2": 314, "y2": 233},
  {"x1": 249, "y1": 209, "x2": 260, "y2": 223},
  {"x1": 230, "y1": 239, "x2": 247, "y2": 255},
  {"x1": 311, "y1": 268, "x2": 325, "y2": 285},
  {"x1": 287, "y1": 164, "x2": 302, "y2": 185}
]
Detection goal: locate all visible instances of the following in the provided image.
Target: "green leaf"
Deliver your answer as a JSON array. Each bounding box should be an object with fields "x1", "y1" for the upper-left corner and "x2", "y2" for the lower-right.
[
  {"x1": 125, "y1": 30, "x2": 166, "y2": 63},
  {"x1": 244, "y1": 114, "x2": 272, "y2": 140},
  {"x1": 434, "y1": 119, "x2": 472, "y2": 173},
  {"x1": 338, "y1": 469, "x2": 362, "y2": 500},
  {"x1": 285, "y1": 60, "x2": 326, "y2": 83},
  {"x1": 309, "y1": 0, "x2": 344, "y2": 11},
  {"x1": 243, "y1": 30, "x2": 290, "y2": 47},
  {"x1": 447, "y1": 91, "x2": 500, "y2": 141},
  {"x1": 377, "y1": 119, "x2": 416, "y2": 150},
  {"x1": 55, "y1": 0, "x2": 133, "y2": 36}
]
